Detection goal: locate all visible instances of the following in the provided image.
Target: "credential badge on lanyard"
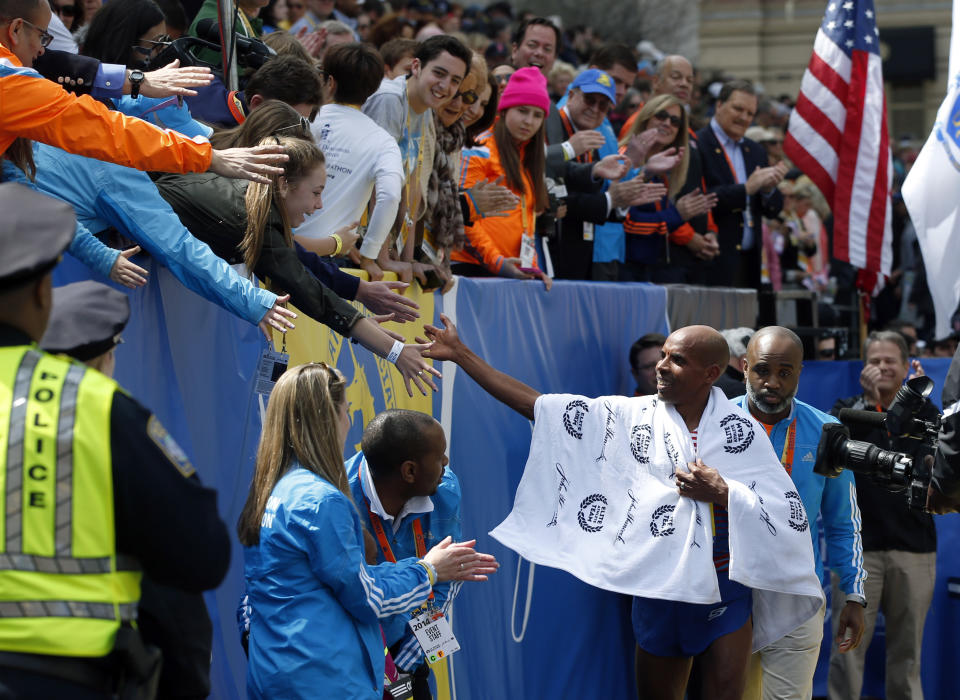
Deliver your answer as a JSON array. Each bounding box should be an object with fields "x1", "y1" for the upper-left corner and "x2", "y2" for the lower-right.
[{"x1": 255, "y1": 332, "x2": 289, "y2": 399}]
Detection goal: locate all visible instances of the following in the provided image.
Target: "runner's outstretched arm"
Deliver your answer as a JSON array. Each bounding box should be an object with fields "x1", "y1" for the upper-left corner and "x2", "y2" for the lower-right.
[{"x1": 420, "y1": 314, "x2": 540, "y2": 420}]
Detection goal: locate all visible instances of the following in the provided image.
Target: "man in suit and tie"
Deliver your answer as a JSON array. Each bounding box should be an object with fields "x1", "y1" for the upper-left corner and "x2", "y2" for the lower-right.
[{"x1": 697, "y1": 80, "x2": 788, "y2": 288}]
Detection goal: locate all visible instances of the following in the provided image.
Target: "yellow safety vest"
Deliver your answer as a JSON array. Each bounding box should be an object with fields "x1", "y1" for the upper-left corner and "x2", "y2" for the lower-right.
[{"x1": 0, "y1": 346, "x2": 141, "y2": 657}]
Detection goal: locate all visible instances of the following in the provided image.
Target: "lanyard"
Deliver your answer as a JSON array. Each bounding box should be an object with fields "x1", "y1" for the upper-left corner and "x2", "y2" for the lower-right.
[
  {"x1": 558, "y1": 108, "x2": 593, "y2": 163},
  {"x1": 367, "y1": 504, "x2": 434, "y2": 600},
  {"x1": 760, "y1": 416, "x2": 797, "y2": 475},
  {"x1": 779, "y1": 418, "x2": 797, "y2": 476},
  {"x1": 520, "y1": 194, "x2": 535, "y2": 235},
  {"x1": 400, "y1": 108, "x2": 424, "y2": 247},
  {"x1": 237, "y1": 9, "x2": 255, "y2": 37},
  {"x1": 717, "y1": 138, "x2": 741, "y2": 183},
  {"x1": 368, "y1": 509, "x2": 427, "y2": 561}
]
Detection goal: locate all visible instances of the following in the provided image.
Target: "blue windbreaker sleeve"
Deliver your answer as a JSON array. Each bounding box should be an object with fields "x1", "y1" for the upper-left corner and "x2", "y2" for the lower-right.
[
  {"x1": 298, "y1": 494, "x2": 432, "y2": 623},
  {"x1": 112, "y1": 95, "x2": 214, "y2": 141},
  {"x1": 293, "y1": 242, "x2": 360, "y2": 300},
  {"x1": 68, "y1": 220, "x2": 120, "y2": 279},
  {"x1": 0, "y1": 158, "x2": 119, "y2": 279},
  {"x1": 92, "y1": 163, "x2": 277, "y2": 325},
  {"x1": 821, "y1": 471, "x2": 866, "y2": 599}
]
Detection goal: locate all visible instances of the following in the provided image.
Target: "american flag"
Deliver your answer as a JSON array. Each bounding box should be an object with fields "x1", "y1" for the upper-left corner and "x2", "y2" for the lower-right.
[{"x1": 784, "y1": 0, "x2": 893, "y2": 288}]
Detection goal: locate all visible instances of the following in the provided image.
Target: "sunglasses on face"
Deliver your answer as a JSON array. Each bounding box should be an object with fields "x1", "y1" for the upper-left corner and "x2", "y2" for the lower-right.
[
  {"x1": 818, "y1": 348, "x2": 836, "y2": 359},
  {"x1": 131, "y1": 34, "x2": 171, "y2": 57},
  {"x1": 653, "y1": 110, "x2": 682, "y2": 127},
  {"x1": 454, "y1": 89, "x2": 479, "y2": 105},
  {"x1": 495, "y1": 73, "x2": 513, "y2": 85},
  {"x1": 57, "y1": 5, "x2": 76, "y2": 16},
  {"x1": 582, "y1": 92, "x2": 611, "y2": 112},
  {"x1": 20, "y1": 18, "x2": 53, "y2": 47}
]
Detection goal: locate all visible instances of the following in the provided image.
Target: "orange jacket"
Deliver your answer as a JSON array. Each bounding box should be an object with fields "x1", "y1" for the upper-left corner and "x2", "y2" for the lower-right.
[
  {"x1": 0, "y1": 43, "x2": 212, "y2": 173},
  {"x1": 452, "y1": 131, "x2": 537, "y2": 274}
]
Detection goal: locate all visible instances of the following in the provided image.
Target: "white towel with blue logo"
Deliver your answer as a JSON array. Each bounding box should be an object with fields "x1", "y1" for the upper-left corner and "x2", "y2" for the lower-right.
[{"x1": 490, "y1": 387, "x2": 825, "y2": 650}]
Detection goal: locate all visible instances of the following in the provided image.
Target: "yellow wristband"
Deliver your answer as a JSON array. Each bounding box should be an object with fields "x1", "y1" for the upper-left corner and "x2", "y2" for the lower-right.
[
  {"x1": 416, "y1": 559, "x2": 437, "y2": 586},
  {"x1": 331, "y1": 233, "x2": 343, "y2": 256}
]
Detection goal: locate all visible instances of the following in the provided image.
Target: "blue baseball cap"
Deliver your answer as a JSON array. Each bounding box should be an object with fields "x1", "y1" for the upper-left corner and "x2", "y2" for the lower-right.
[{"x1": 570, "y1": 68, "x2": 616, "y2": 104}]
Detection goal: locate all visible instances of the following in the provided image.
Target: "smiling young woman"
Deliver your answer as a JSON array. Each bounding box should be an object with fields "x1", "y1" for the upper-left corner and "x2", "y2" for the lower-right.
[{"x1": 451, "y1": 66, "x2": 551, "y2": 288}]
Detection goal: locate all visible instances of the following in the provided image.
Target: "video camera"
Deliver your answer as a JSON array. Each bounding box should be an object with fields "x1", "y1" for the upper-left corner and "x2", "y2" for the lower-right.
[
  {"x1": 146, "y1": 18, "x2": 276, "y2": 74},
  {"x1": 814, "y1": 376, "x2": 941, "y2": 510}
]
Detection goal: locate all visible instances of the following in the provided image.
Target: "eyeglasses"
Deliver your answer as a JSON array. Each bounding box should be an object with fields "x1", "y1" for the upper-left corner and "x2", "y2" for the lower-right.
[
  {"x1": 56, "y1": 4, "x2": 75, "y2": 16},
  {"x1": 131, "y1": 34, "x2": 171, "y2": 57},
  {"x1": 494, "y1": 72, "x2": 513, "y2": 85},
  {"x1": 817, "y1": 347, "x2": 836, "y2": 359},
  {"x1": 20, "y1": 18, "x2": 53, "y2": 47},
  {"x1": 275, "y1": 116, "x2": 311, "y2": 135},
  {"x1": 582, "y1": 92, "x2": 611, "y2": 112},
  {"x1": 454, "y1": 89, "x2": 478, "y2": 105},
  {"x1": 653, "y1": 110, "x2": 682, "y2": 127}
]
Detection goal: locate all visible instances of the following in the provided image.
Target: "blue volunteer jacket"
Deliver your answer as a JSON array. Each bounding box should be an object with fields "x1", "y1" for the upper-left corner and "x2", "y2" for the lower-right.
[
  {"x1": 346, "y1": 452, "x2": 463, "y2": 671},
  {"x1": 112, "y1": 94, "x2": 214, "y2": 141},
  {"x1": 2, "y1": 143, "x2": 276, "y2": 326},
  {"x1": 733, "y1": 396, "x2": 866, "y2": 598},
  {"x1": 244, "y1": 466, "x2": 433, "y2": 700}
]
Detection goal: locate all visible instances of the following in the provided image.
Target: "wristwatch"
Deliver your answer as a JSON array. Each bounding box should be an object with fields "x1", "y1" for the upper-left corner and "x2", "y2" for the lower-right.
[{"x1": 128, "y1": 69, "x2": 145, "y2": 99}]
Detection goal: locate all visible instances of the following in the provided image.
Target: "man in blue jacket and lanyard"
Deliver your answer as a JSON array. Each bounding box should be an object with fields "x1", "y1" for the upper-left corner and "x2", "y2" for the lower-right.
[
  {"x1": 734, "y1": 326, "x2": 866, "y2": 699},
  {"x1": 345, "y1": 409, "x2": 462, "y2": 700}
]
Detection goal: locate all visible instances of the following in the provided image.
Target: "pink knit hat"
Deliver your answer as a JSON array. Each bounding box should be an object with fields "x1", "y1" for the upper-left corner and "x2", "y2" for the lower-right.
[{"x1": 498, "y1": 67, "x2": 550, "y2": 114}]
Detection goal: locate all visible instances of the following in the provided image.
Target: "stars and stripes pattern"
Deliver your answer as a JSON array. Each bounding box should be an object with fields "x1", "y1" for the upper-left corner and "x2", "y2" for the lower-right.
[{"x1": 784, "y1": 0, "x2": 893, "y2": 289}]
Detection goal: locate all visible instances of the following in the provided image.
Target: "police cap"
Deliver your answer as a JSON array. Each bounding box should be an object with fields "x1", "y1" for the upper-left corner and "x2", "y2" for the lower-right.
[
  {"x1": 41, "y1": 281, "x2": 130, "y2": 361},
  {"x1": 0, "y1": 184, "x2": 75, "y2": 291}
]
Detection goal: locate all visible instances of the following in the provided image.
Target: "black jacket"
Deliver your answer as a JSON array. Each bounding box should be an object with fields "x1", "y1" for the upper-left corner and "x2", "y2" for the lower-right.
[
  {"x1": 696, "y1": 125, "x2": 783, "y2": 286},
  {"x1": 156, "y1": 172, "x2": 362, "y2": 337},
  {"x1": 33, "y1": 50, "x2": 102, "y2": 97},
  {"x1": 714, "y1": 364, "x2": 746, "y2": 399},
  {"x1": 934, "y1": 346, "x2": 960, "y2": 500},
  {"x1": 542, "y1": 107, "x2": 608, "y2": 279}
]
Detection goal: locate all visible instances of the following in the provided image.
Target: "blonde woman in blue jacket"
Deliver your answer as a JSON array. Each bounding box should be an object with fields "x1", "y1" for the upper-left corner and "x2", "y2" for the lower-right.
[{"x1": 237, "y1": 363, "x2": 497, "y2": 699}]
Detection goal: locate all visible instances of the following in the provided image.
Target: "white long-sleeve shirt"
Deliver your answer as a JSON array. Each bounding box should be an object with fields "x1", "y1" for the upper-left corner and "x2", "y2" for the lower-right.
[{"x1": 295, "y1": 104, "x2": 403, "y2": 260}]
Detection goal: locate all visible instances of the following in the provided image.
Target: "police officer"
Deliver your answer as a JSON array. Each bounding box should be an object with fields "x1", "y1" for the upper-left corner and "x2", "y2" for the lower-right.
[
  {"x1": 0, "y1": 184, "x2": 230, "y2": 699},
  {"x1": 40, "y1": 280, "x2": 130, "y2": 377},
  {"x1": 927, "y1": 344, "x2": 960, "y2": 514},
  {"x1": 39, "y1": 280, "x2": 220, "y2": 699}
]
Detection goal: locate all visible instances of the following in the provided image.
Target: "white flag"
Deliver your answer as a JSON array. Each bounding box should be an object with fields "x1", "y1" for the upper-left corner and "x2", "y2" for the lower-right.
[{"x1": 902, "y1": 2, "x2": 960, "y2": 339}]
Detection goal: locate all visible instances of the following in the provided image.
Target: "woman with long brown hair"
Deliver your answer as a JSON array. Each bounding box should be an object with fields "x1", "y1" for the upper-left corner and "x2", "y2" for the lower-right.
[
  {"x1": 157, "y1": 135, "x2": 439, "y2": 396},
  {"x1": 620, "y1": 93, "x2": 718, "y2": 282},
  {"x1": 450, "y1": 66, "x2": 552, "y2": 287},
  {"x1": 238, "y1": 363, "x2": 496, "y2": 699}
]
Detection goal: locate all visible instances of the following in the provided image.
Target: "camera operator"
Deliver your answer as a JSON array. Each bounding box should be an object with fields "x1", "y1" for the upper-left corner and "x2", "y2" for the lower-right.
[
  {"x1": 927, "y1": 344, "x2": 960, "y2": 514},
  {"x1": 827, "y1": 330, "x2": 938, "y2": 700}
]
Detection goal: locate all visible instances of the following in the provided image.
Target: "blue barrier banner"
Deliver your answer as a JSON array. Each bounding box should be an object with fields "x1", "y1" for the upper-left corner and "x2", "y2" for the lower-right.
[{"x1": 49, "y1": 257, "x2": 959, "y2": 699}]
